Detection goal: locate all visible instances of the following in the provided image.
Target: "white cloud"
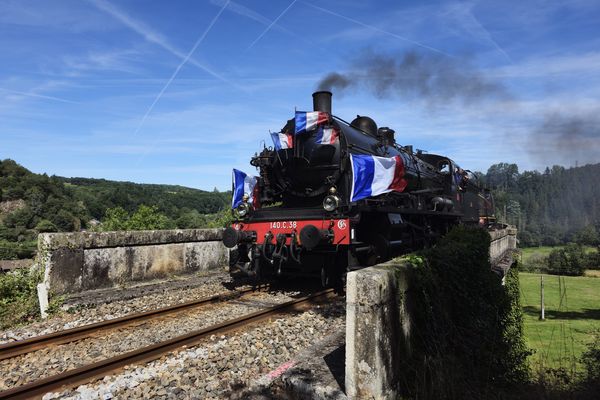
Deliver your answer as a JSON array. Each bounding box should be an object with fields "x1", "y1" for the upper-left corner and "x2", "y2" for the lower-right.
[{"x1": 490, "y1": 51, "x2": 600, "y2": 79}]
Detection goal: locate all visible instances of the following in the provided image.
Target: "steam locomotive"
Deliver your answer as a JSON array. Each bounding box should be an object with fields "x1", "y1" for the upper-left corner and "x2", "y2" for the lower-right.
[{"x1": 223, "y1": 92, "x2": 494, "y2": 285}]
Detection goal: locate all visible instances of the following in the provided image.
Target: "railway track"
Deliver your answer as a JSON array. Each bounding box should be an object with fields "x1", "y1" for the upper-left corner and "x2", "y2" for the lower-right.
[
  {"x1": 0, "y1": 287, "x2": 255, "y2": 361},
  {"x1": 0, "y1": 288, "x2": 336, "y2": 399}
]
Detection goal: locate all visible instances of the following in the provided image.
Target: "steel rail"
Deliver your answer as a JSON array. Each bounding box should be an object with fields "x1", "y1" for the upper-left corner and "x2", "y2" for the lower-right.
[
  {"x1": 0, "y1": 287, "x2": 256, "y2": 361},
  {"x1": 0, "y1": 288, "x2": 335, "y2": 400}
]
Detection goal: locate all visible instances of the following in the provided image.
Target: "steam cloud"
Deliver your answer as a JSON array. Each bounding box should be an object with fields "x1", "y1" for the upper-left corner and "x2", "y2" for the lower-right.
[{"x1": 317, "y1": 50, "x2": 508, "y2": 105}]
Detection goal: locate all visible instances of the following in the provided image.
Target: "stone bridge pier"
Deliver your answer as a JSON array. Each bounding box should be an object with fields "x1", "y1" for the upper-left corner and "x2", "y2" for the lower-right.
[{"x1": 345, "y1": 226, "x2": 518, "y2": 400}]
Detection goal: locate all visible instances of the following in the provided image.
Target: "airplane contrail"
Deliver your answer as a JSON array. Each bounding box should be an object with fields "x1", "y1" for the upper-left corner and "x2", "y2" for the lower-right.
[
  {"x1": 0, "y1": 87, "x2": 78, "y2": 104},
  {"x1": 89, "y1": 0, "x2": 239, "y2": 88},
  {"x1": 132, "y1": 0, "x2": 231, "y2": 139},
  {"x1": 247, "y1": 0, "x2": 298, "y2": 50}
]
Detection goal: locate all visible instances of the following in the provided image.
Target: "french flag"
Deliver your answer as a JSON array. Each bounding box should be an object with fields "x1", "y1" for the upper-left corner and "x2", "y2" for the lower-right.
[
  {"x1": 295, "y1": 111, "x2": 329, "y2": 134},
  {"x1": 349, "y1": 154, "x2": 408, "y2": 202},
  {"x1": 270, "y1": 132, "x2": 293, "y2": 151},
  {"x1": 315, "y1": 127, "x2": 338, "y2": 145},
  {"x1": 232, "y1": 169, "x2": 259, "y2": 209}
]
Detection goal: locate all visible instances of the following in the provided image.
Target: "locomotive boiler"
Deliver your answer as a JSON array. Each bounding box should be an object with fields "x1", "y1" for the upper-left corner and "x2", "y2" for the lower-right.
[{"x1": 223, "y1": 91, "x2": 494, "y2": 285}]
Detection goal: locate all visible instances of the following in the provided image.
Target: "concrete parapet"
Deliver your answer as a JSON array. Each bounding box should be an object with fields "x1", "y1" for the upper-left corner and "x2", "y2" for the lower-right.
[
  {"x1": 489, "y1": 226, "x2": 517, "y2": 266},
  {"x1": 38, "y1": 229, "x2": 227, "y2": 296},
  {"x1": 345, "y1": 261, "x2": 413, "y2": 400}
]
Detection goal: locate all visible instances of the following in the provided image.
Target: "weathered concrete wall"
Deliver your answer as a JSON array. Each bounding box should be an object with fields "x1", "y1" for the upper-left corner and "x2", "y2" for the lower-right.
[
  {"x1": 489, "y1": 226, "x2": 518, "y2": 264},
  {"x1": 345, "y1": 261, "x2": 413, "y2": 400},
  {"x1": 38, "y1": 229, "x2": 227, "y2": 296}
]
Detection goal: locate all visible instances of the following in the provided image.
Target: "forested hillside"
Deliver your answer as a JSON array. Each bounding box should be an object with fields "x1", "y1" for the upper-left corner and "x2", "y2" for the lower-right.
[
  {"x1": 484, "y1": 163, "x2": 600, "y2": 247},
  {"x1": 0, "y1": 159, "x2": 230, "y2": 259},
  {"x1": 2, "y1": 158, "x2": 599, "y2": 259}
]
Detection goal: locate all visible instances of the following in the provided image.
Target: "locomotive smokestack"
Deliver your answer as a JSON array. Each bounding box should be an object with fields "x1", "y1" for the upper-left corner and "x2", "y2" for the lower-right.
[{"x1": 312, "y1": 91, "x2": 332, "y2": 114}]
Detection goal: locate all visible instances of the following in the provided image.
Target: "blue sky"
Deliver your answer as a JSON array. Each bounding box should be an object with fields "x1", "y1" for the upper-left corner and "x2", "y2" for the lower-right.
[{"x1": 1, "y1": 0, "x2": 599, "y2": 191}]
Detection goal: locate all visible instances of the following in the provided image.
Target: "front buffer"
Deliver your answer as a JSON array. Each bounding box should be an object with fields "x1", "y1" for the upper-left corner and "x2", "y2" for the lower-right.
[{"x1": 223, "y1": 217, "x2": 350, "y2": 284}]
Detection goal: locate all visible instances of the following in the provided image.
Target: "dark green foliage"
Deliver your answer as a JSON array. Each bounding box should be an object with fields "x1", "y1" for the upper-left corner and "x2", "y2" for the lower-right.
[
  {"x1": 101, "y1": 205, "x2": 174, "y2": 231},
  {"x1": 0, "y1": 159, "x2": 231, "y2": 258},
  {"x1": 405, "y1": 226, "x2": 531, "y2": 398},
  {"x1": 587, "y1": 246, "x2": 600, "y2": 270},
  {"x1": 483, "y1": 163, "x2": 600, "y2": 248},
  {"x1": 574, "y1": 225, "x2": 600, "y2": 246},
  {"x1": 101, "y1": 207, "x2": 129, "y2": 231},
  {"x1": 580, "y1": 332, "x2": 600, "y2": 396},
  {"x1": 546, "y1": 244, "x2": 587, "y2": 276},
  {"x1": 0, "y1": 267, "x2": 43, "y2": 329},
  {"x1": 175, "y1": 209, "x2": 207, "y2": 229},
  {"x1": 34, "y1": 219, "x2": 57, "y2": 233},
  {"x1": 0, "y1": 240, "x2": 37, "y2": 259},
  {"x1": 62, "y1": 176, "x2": 230, "y2": 219}
]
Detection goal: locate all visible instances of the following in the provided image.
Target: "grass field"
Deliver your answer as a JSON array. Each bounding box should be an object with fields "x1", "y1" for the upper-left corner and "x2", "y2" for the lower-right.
[
  {"x1": 520, "y1": 246, "x2": 597, "y2": 271},
  {"x1": 519, "y1": 272, "x2": 600, "y2": 375}
]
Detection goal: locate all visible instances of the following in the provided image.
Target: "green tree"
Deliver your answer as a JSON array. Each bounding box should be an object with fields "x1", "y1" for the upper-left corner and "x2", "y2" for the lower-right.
[
  {"x1": 127, "y1": 205, "x2": 173, "y2": 230},
  {"x1": 4, "y1": 207, "x2": 34, "y2": 229},
  {"x1": 205, "y1": 208, "x2": 233, "y2": 228},
  {"x1": 35, "y1": 219, "x2": 57, "y2": 233},
  {"x1": 51, "y1": 210, "x2": 78, "y2": 232},
  {"x1": 175, "y1": 210, "x2": 206, "y2": 229},
  {"x1": 574, "y1": 225, "x2": 599, "y2": 246},
  {"x1": 101, "y1": 207, "x2": 129, "y2": 231},
  {"x1": 547, "y1": 244, "x2": 586, "y2": 276}
]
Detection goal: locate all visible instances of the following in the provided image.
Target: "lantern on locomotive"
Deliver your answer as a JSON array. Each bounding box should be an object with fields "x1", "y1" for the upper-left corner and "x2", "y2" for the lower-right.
[{"x1": 223, "y1": 91, "x2": 493, "y2": 285}]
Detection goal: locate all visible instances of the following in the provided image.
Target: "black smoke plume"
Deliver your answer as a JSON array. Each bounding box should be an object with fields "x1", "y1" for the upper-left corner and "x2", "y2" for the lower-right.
[
  {"x1": 529, "y1": 112, "x2": 600, "y2": 165},
  {"x1": 317, "y1": 50, "x2": 507, "y2": 105}
]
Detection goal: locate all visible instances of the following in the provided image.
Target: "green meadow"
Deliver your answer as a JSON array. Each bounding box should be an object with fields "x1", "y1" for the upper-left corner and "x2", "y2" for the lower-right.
[{"x1": 519, "y1": 272, "x2": 600, "y2": 374}]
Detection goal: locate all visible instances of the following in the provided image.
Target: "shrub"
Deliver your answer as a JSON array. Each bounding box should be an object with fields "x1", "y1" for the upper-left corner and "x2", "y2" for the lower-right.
[
  {"x1": 35, "y1": 219, "x2": 57, "y2": 233},
  {"x1": 405, "y1": 226, "x2": 531, "y2": 398},
  {"x1": 521, "y1": 253, "x2": 548, "y2": 272},
  {"x1": 127, "y1": 205, "x2": 173, "y2": 230},
  {"x1": 574, "y1": 331, "x2": 600, "y2": 398},
  {"x1": 204, "y1": 208, "x2": 233, "y2": 229},
  {"x1": 547, "y1": 244, "x2": 586, "y2": 276},
  {"x1": 101, "y1": 205, "x2": 174, "y2": 231},
  {"x1": 0, "y1": 239, "x2": 36, "y2": 259},
  {"x1": 101, "y1": 206, "x2": 129, "y2": 231},
  {"x1": 0, "y1": 267, "x2": 43, "y2": 329}
]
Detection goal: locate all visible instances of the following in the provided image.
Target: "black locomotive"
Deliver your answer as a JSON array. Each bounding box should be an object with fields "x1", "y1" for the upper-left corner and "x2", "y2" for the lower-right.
[{"x1": 223, "y1": 91, "x2": 494, "y2": 285}]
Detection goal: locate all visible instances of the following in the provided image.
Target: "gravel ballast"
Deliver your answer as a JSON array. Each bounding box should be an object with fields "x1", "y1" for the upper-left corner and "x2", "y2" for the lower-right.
[
  {"x1": 0, "y1": 272, "x2": 249, "y2": 344},
  {"x1": 42, "y1": 299, "x2": 345, "y2": 399},
  {"x1": 0, "y1": 290, "x2": 302, "y2": 391}
]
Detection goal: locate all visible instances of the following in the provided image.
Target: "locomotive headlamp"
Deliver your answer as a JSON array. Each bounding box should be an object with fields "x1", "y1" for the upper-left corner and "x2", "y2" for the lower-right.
[
  {"x1": 323, "y1": 195, "x2": 340, "y2": 212},
  {"x1": 237, "y1": 202, "x2": 250, "y2": 217}
]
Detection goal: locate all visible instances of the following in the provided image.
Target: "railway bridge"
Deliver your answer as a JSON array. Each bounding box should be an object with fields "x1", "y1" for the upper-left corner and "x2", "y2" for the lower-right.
[{"x1": 27, "y1": 225, "x2": 516, "y2": 399}]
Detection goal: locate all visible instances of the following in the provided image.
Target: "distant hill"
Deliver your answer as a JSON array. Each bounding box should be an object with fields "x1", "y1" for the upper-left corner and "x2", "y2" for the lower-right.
[
  {"x1": 0, "y1": 159, "x2": 230, "y2": 259},
  {"x1": 58, "y1": 176, "x2": 229, "y2": 221}
]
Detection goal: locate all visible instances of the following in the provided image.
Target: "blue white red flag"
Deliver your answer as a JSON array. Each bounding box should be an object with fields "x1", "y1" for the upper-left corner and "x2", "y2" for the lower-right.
[
  {"x1": 270, "y1": 132, "x2": 293, "y2": 151},
  {"x1": 232, "y1": 169, "x2": 258, "y2": 209},
  {"x1": 349, "y1": 154, "x2": 408, "y2": 202},
  {"x1": 314, "y1": 126, "x2": 338, "y2": 145},
  {"x1": 295, "y1": 111, "x2": 329, "y2": 134}
]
